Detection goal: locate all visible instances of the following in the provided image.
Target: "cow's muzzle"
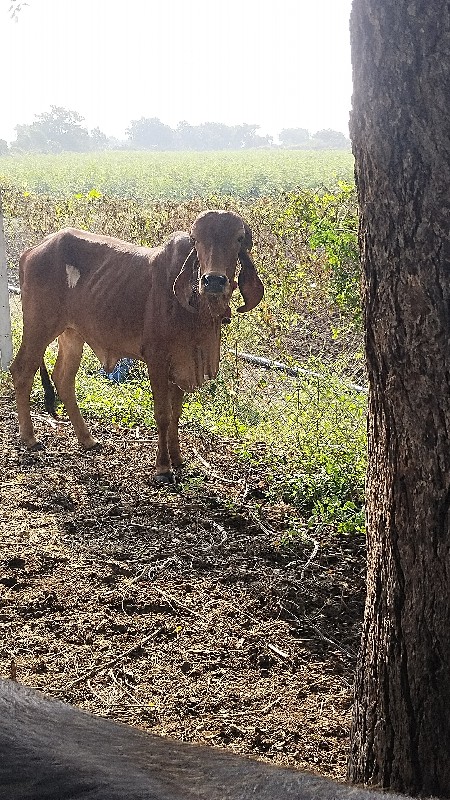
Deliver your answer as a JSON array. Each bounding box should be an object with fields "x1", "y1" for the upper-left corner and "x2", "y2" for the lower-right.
[{"x1": 201, "y1": 274, "x2": 228, "y2": 294}]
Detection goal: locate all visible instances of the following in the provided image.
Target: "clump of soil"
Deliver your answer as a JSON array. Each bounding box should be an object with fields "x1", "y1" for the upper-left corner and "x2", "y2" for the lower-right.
[{"x1": 0, "y1": 391, "x2": 365, "y2": 781}]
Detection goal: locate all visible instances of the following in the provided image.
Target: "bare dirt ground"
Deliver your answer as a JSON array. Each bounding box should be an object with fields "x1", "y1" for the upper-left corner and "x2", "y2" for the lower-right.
[{"x1": 0, "y1": 388, "x2": 366, "y2": 782}]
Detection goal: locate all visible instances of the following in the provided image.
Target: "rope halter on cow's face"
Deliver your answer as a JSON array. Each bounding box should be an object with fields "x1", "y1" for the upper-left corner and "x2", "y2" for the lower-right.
[{"x1": 173, "y1": 211, "x2": 264, "y2": 320}]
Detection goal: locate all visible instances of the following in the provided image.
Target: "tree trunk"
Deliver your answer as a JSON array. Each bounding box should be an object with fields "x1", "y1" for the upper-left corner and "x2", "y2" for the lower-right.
[{"x1": 348, "y1": 1, "x2": 450, "y2": 796}]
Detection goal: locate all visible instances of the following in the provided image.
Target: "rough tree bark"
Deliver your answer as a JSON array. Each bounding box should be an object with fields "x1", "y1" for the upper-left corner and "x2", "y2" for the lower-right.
[{"x1": 348, "y1": 1, "x2": 450, "y2": 796}]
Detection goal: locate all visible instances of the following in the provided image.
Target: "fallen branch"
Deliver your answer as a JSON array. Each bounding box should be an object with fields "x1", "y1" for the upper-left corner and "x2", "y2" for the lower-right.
[
  {"x1": 300, "y1": 538, "x2": 319, "y2": 580},
  {"x1": 192, "y1": 448, "x2": 237, "y2": 485},
  {"x1": 151, "y1": 585, "x2": 203, "y2": 618},
  {"x1": 231, "y1": 350, "x2": 368, "y2": 394},
  {"x1": 54, "y1": 627, "x2": 164, "y2": 693},
  {"x1": 267, "y1": 642, "x2": 289, "y2": 660}
]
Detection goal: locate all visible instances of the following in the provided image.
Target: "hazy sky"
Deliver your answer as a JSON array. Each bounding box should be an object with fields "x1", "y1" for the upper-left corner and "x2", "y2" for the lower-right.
[{"x1": 0, "y1": 0, "x2": 353, "y2": 144}]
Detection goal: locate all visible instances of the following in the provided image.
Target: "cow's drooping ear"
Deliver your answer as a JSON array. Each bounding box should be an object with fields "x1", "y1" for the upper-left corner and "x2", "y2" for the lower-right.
[
  {"x1": 242, "y1": 221, "x2": 253, "y2": 252},
  {"x1": 173, "y1": 247, "x2": 198, "y2": 313},
  {"x1": 237, "y1": 228, "x2": 264, "y2": 313}
]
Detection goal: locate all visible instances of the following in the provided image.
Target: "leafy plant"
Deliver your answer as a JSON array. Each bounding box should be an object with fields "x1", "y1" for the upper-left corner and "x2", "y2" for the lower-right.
[{"x1": 274, "y1": 183, "x2": 360, "y2": 319}]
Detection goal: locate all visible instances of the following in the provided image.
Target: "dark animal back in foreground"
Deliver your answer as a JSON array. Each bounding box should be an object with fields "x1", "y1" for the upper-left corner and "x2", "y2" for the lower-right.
[{"x1": 0, "y1": 680, "x2": 417, "y2": 800}]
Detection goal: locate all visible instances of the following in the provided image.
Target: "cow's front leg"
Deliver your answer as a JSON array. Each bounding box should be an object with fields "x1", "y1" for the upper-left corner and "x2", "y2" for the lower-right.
[
  {"x1": 148, "y1": 367, "x2": 175, "y2": 484},
  {"x1": 168, "y1": 383, "x2": 184, "y2": 469}
]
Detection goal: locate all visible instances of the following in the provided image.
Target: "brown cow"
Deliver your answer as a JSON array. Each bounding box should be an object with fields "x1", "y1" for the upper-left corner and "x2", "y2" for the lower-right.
[
  {"x1": 10, "y1": 211, "x2": 264, "y2": 483},
  {"x1": 0, "y1": 679, "x2": 417, "y2": 800}
]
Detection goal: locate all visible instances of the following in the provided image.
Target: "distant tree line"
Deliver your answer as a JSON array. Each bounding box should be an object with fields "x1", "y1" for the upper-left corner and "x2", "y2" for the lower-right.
[{"x1": 0, "y1": 107, "x2": 351, "y2": 154}]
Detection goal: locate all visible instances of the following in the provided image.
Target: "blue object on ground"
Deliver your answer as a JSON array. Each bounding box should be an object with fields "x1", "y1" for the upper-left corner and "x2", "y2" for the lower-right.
[{"x1": 99, "y1": 358, "x2": 134, "y2": 383}]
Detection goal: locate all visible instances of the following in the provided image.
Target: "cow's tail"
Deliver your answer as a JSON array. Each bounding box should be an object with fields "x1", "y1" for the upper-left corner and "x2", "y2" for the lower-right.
[{"x1": 39, "y1": 361, "x2": 57, "y2": 418}]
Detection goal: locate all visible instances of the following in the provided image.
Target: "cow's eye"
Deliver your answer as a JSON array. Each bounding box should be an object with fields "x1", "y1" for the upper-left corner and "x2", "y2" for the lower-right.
[{"x1": 237, "y1": 235, "x2": 244, "y2": 243}]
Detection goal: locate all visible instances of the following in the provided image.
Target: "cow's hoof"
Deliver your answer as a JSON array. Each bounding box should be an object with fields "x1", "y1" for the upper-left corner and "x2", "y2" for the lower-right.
[
  {"x1": 28, "y1": 441, "x2": 45, "y2": 452},
  {"x1": 83, "y1": 441, "x2": 102, "y2": 452},
  {"x1": 153, "y1": 471, "x2": 176, "y2": 487}
]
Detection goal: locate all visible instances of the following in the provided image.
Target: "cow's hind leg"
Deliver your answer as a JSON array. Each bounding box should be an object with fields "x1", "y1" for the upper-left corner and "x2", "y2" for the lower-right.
[
  {"x1": 40, "y1": 363, "x2": 57, "y2": 416},
  {"x1": 52, "y1": 330, "x2": 99, "y2": 450},
  {"x1": 10, "y1": 340, "x2": 49, "y2": 449}
]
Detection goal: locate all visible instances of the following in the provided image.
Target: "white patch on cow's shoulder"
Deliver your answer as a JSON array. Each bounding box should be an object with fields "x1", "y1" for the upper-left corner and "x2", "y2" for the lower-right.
[{"x1": 66, "y1": 264, "x2": 81, "y2": 289}]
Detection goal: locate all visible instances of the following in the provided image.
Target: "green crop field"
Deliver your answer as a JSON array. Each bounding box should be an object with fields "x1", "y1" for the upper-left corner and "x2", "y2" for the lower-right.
[
  {"x1": 1, "y1": 149, "x2": 365, "y2": 536},
  {"x1": 0, "y1": 149, "x2": 354, "y2": 200}
]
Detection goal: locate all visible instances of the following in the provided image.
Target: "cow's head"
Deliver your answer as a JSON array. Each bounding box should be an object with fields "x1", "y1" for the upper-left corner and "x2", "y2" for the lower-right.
[{"x1": 173, "y1": 210, "x2": 264, "y2": 318}]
